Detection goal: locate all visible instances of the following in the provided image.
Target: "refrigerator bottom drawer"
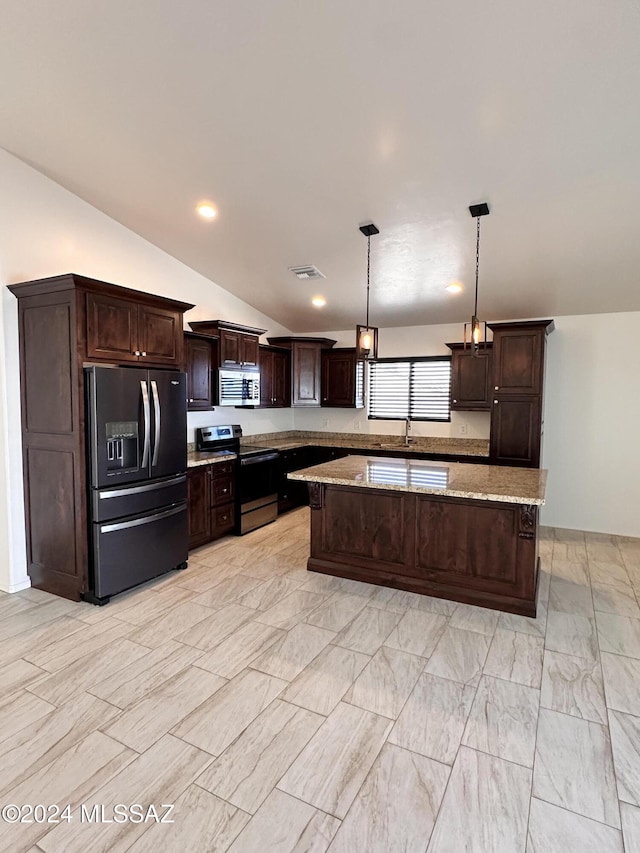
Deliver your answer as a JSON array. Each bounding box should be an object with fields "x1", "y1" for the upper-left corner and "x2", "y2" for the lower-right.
[{"x1": 92, "y1": 503, "x2": 188, "y2": 600}]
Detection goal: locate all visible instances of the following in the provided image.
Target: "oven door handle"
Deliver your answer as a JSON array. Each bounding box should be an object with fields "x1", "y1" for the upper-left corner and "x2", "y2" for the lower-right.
[{"x1": 240, "y1": 452, "x2": 280, "y2": 466}]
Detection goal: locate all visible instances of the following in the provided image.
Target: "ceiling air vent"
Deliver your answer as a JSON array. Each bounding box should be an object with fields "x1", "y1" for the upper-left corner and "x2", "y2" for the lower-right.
[{"x1": 288, "y1": 265, "x2": 325, "y2": 281}]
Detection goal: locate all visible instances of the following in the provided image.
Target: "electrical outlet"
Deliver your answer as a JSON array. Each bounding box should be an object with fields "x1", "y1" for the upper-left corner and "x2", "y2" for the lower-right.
[
  {"x1": 458, "y1": 423, "x2": 468, "y2": 435},
  {"x1": 355, "y1": 419, "x2": 362, "y2": 431},
  {"x1": 322, "y1": 418, "x2": 329, "y2": 428}
]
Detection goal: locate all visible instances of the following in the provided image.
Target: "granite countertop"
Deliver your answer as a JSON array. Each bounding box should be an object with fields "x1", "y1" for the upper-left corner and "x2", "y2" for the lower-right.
[
  {"x1": 288, "y1": 455, "x2": 548, "y2": 505},
  {"x1": 187, "y1": 451, "x2": 237, "y2": 468},
  {"x1": 240, "y1": 431, "x2": 489, "y2": 458}
]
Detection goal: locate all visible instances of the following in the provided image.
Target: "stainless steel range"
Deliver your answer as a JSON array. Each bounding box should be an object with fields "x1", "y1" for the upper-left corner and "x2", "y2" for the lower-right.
[{"x1": 196, "y1": 425, "x2": 280, "y2": 535}]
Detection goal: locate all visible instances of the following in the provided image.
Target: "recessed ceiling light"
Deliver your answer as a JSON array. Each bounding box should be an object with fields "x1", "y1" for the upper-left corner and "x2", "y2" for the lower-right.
[
  {"x1": 446, "y1": 282, "x2": 463, "y2": 293},
  {"x1": 196, "y1": 202, "x2": 217, "y2": 220},
  {"x1": 311, "y1": 296, "x2": 326, "y2": 308}
]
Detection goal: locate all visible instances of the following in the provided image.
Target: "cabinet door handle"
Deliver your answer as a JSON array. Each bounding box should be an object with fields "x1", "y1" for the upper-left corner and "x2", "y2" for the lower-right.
[
  {"x1": 141, "y1": 351, "x2": 147, "y2": 357},
  {"x1": 453, "y1": 399, "x2": 457, "y2": 403},
  {"x1": 494, "y1": 399, "x2": 499, "y2": 404},
  {"x1": 495, "y1": 386, "x2": 499, "y2": 390},
  {"x1": 134, "y1": 350, "x2": 141, "y2": 356}
]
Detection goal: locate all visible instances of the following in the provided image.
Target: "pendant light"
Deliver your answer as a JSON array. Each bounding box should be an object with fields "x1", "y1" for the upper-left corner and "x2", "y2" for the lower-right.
[
  {"x1": 356, "y1": 222, "x2": 380, "y2": 360},
  {"x1": 464, "y1": 202, "x2": 490, "y2": 356}
]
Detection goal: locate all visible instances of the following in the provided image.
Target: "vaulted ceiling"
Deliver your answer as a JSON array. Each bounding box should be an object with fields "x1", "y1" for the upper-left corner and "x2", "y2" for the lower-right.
[{"x1": 2, "y1": 1, "x2": 639, "y2": 331}]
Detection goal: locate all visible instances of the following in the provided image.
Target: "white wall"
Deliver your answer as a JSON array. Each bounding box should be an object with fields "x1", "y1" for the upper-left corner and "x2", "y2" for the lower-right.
[
  {"x1": 296, "y1": 315, "x2": 640, "y2": 538},
  {"x1": 541, "y1": 312, "x2": 640, "y2": 536},
  {"x1": 0, "y1": 149, "x2": 293, "y2": 592}
]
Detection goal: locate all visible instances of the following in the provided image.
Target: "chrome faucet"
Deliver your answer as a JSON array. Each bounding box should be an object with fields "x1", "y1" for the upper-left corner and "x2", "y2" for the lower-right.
[{"x1": 404, "y1": 417, "x2": 412, "y2": 446}]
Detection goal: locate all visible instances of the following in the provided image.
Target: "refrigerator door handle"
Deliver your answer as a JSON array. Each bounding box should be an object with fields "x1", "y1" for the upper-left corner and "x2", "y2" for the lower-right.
[
  {"x1": 140, "y1": 380, "x2": 151, "y2": 468},
  {"x1": 151, "y1": 379, "x2": 161, "y2": 467}
]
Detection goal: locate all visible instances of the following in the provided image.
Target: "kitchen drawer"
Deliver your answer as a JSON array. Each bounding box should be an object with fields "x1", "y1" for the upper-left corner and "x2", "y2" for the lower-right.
[
  {"x1": 212, "y1": 503, "x2": 235, "y2": 536},
  {"x1": 212, "y1": 461, "x2": 235, "y2": 478},
  {"x1": 211, "y1": 475, "x2": 234, "y2": 505}
]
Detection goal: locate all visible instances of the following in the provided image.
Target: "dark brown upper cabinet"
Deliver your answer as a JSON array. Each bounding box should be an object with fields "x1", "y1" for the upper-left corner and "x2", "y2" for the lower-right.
[
  {"x1": 259, "y1": 345, "x2": 291, "y2": 408},
  {"x1": 267, "y1": 337, "x2": 337, "y2": 407},
  {"x1": 185, "y1": 332, "x2": 215, "y2": 410},
  {"x1": 491, "y1": 323, "x2": 548, "y2": 395},
  {"x1": 321, "y1": 348, "x2": 364, "y2": 408},
  {"x1": 188, "y1": 320, "x2": 265, "y2": 369},
  {"x1": 488, "y1": 320, "x2": 554, "y2": 468},
  {"x1": 446, "y1": 342, "x2": 493, "y2": 411},
  {"x1": 86, "y1": 290, "x2": 187, "y2": 367}
]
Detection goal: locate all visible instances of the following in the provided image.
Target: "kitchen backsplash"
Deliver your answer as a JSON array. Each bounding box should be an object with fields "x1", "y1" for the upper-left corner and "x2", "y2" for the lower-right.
[{"x1": 187, "y1": 406, "x2": 490, "y2": 445}]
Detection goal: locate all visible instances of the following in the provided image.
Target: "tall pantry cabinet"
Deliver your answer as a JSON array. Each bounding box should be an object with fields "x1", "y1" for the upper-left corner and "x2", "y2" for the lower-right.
[
  {"x1": 488, "y1": 320, "x2": 554, "y2": 468},
  {"x1": 9, "y1": 274, "x2": 194, "y2": 600}
]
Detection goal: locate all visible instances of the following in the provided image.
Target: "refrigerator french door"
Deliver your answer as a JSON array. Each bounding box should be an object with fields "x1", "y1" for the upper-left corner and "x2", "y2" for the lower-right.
[{"x1": 85, "y1": 366, "x2": 188, "y2": 603}]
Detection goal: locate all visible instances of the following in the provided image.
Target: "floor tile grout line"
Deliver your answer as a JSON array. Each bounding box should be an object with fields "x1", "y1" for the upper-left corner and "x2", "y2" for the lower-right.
[
  {"x1": 424, "y1": 619, "x2": 489, "y2": 852},
  {"x1": 191, "y1": 779, "x2": 253, "y2": 819},
  {"x1": 525, "y1": 583, "x2": 546, "y2": 850},
  {"x1": 189, "y1": 695, "x2": 328, "y2": 819},
  {"x1": 588, "y1": 541, "x2": 626, "y2": 836},
  {"x1": 530, "y1": 791, "x2": 625, "y2": 833}
]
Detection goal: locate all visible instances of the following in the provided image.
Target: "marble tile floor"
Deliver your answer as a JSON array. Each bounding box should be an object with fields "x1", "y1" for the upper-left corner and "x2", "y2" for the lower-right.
[{"x1": 1, "y1": 510, "x2": 640, "y2": 852}]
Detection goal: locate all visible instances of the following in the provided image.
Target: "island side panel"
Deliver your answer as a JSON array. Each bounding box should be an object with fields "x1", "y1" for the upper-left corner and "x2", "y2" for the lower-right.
[{"x1": 307, "y1": 483, "x2": 539, "y2": 616}]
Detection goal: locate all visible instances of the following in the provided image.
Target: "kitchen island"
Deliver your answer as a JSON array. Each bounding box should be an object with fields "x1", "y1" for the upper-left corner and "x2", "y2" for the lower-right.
[{"x1": 289, "y1": 456, "x2": 547, "y2": 616}]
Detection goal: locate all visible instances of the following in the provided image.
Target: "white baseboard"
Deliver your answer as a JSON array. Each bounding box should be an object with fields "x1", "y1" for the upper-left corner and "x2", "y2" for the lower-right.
[{"x1": 0, "y1": 578, "x2": 31, "y2": 594}]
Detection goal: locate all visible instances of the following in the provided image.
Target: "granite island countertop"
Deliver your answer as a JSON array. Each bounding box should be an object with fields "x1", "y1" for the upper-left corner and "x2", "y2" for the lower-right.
[{"x1": 288, "y1": 455, "x2": 547, "y2": 505}]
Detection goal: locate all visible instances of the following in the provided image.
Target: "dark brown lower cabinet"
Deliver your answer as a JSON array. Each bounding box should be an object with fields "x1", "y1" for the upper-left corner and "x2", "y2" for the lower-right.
[
  {"x1": 187, "y1": 462, "x2": 235, "y2": 549},
  {"x1": 307, "y1": 483, "x2": 539, "y2": 616},
  {"x1": 187, "y1": 467, "x2": 211, "y2": 548},
  {"x1": 490, "y1": 395, "x2": 542, "y2": 468}
]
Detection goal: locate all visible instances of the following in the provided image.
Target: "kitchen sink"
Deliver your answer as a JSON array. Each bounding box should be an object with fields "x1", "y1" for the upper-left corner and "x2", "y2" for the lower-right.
[{"x1": 371, "y1": 441, "x2": 416, "y2": 449}]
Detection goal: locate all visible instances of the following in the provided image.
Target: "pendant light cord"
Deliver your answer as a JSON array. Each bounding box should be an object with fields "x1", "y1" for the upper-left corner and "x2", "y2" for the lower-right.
[
  {"x1": 366, "y1": 234, "x2": 371, "y2": 329},
  {"x1": 474, "y1": 215, "x2": 480, "y2": 318}
]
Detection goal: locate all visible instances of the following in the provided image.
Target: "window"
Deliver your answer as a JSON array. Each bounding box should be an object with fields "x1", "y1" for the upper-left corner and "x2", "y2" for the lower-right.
[{"x1": 368, "y1": 356, "x2": 452, "y2": 421}]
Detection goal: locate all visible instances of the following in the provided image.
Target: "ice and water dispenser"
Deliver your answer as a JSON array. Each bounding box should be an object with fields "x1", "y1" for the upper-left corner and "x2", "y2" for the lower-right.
[{"x1": 105, "y1": 421, "x2": 139, "y2": 474}]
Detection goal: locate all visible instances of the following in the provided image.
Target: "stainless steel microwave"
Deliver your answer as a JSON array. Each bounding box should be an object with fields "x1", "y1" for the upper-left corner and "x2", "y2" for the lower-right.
[{"x1": 218, "y1": 369, "x2": 260, "y2": 406}]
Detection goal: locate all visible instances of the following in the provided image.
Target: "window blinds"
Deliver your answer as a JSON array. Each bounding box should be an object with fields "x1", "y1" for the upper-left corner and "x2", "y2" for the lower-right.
[{"x1": 368, "y1": 357, "x2": 451, "y2": 421}]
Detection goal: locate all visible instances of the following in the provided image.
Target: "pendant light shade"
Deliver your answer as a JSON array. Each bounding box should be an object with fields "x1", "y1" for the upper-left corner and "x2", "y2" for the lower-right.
[
  {"x1": 356, "y1": 222, "x2": 379, "y2": 361},
  {"x1": 464, "y1": 202, "x2": 490, "y2": 356}
]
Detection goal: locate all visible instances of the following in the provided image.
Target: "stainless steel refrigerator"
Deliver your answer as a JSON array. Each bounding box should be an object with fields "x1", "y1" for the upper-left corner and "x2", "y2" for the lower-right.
[{"x1": 84, "y1": 365, "x2": 188, "y2": 604}]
